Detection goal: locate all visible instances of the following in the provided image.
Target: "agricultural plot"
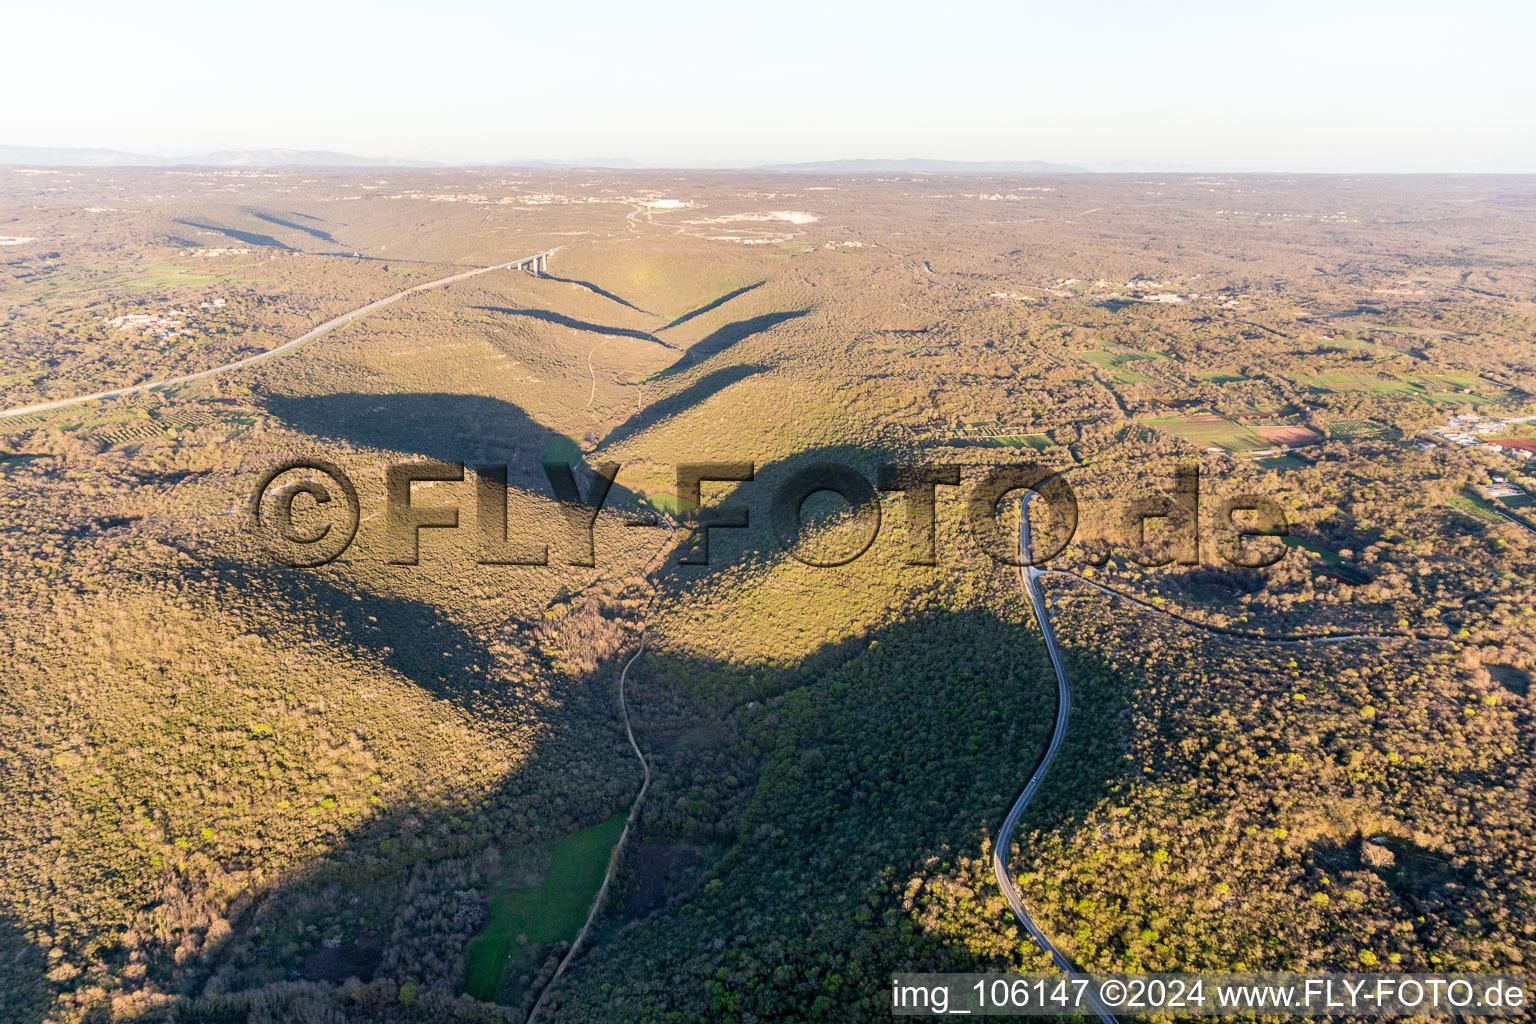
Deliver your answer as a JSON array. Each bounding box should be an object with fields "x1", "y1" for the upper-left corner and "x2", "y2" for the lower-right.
[
  {"x1": 73, "y1": 260, "x2": 266, "y2": 290},
  {"x1": 1447, "y1": 491, "x2": 1504, "y2": 524},
  {"x1": 1425, "y1": 391, "x2": 1492, "y2": 406},
  {"x1": 1080, "y1": 347, "x2": 1168, "y2": 370},
  {"x1": 19, "y1": 403, "x2": 260, "y2": 447},
  {"x1": 1138, "y1": 413, "x2": 1270, "y2": 452},
  {"x1": 1080, "y1": 346, "x2": 1171, "y2": 385},
  {"x1": 1299, "y1": 371, "x2": 1493, "y2": 406},
  {"x1": 20, "y1": 259, "x2": 274, "y2": 305},
  {"x1": 1408, "y1": 372, "x2": 1480, "y2": 390},
  {"x1": 1252, "y1": 424, "x2": 1322, "y2": 447},
  {"x1": 1325, "y1": 419, "x2": 1392, "y2": 440},
  {"x1": 984, "y1": 434, "x2": 1052, "y2": 451},
  {"x1": 1299, "y1": 372, "x2": 1420, "y2": 396}
]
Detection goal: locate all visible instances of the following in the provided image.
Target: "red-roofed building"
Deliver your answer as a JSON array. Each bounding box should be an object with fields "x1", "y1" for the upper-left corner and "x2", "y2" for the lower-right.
[{"x1": 1490, "y1": 438, "x2": 1536, "y2": 459}]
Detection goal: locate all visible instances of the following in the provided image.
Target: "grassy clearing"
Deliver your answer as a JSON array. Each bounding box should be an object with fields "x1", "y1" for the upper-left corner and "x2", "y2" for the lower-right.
[
  {"x1": 1300, "y1": 372, "x2": 1419, "y2": 396},
  {"x1": 1080, "y1": 346, "x2": 1169, "y2": 385},
  {"x1": 1409, "y1": 372, "x2": 1479, "y2": 390},
  {"x1": 1300, "y1": 371, "x2": 1489, "y2": 406},
  {"x1": 1323, "y1": 336, "x2": 1396, "y2": 354},
  {"x1": 1449, "y1": 489, "x2": 1504, "y2": 524},
  {"x1": 644, "y1": 492, "x2": 690, "y2": 517},
  {"x1": 1139, "y1": 414, "x2": 1269, "y2": 453},
  {"x1": 1197, "y1": 371, "x2": 1247, "y2": 384},
  {"x1": 1280, "y1": 535, "x2": 1369, "y2": 583},
  {"x1": 984, "y1": 434, "x2": 1052, "y2": 451},
  {"x1": 1257, "y1": 453, "x2": 1308, "y2": 472},
  {"x1": 1079, "y1": 347, "x2": 1166, "y2": 369},
  {"x1": 1426, "y1": 391, "x2": 1491, "y2": 406},
  {"x1": 461, "y1": 814, "x2": 626, "y2": 1002}
]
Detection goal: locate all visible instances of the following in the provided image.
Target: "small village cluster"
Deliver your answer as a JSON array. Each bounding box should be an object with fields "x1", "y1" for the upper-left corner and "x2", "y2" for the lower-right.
[{"x1": 1428, "y1": 412, "x2": 1536, "y2": 460}]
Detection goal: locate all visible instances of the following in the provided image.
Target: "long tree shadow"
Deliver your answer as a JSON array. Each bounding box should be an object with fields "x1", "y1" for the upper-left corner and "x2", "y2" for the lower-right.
[
  {"x1": 196, "y1": 554, "x2": 518, "y2": 717},
  {"x1": 652, "y1": 309, "x2": 811, "y2": 378},
  {"x1": 641, "y1": 441, "x2": 901, "y2": 580},
  {"x1": 262, "y1": 391, "x2": 560, "y2": 469},
  {"x1": 597, "y1": 363, "x2": 766, "y2": 450},
  {"x1": 470, "y1": 306, "x2": 672, "y2": 347},
  {"x1": 259, "y1": 390, "x2": 657, "y2": 519},
  {"x1": 174, "y1": 219, "x2": 294, "y2": 251},
  {"x1": 148, "y1": 432, "x2": 1084, "y2": 1018},
  {"x1": 0, "y1": 536, "x2": 630, "y2": 1019},
  {"x1": 660, "y1": 281, "x2": 764, "y2": 331},
  {"x1": 692, "y1": 309, "x2": 809, "y2": 356},
  {"x1": 539, "y1": 274, "x2": 650, "y2": 314},
  {"x1": 248, "y1": 209, "x2": 340, "y2": 244},
  {"x1": 120, "y1": 441, "x2": 1099, "y2": 1021}
]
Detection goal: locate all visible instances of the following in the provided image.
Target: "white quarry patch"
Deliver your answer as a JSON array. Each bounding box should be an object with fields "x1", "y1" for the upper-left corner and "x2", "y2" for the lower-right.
[
  {"x1": 687, "y1": 210, "x2": 819, "y2": 225},
  {"x1": 707, "y1": 234, "x2": 793, "y2": 244}
]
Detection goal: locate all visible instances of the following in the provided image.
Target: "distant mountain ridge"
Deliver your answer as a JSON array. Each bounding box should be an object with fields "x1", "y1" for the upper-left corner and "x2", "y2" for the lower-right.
[
  {"x1": 0, "y1": 147, "x2": 1243, "y2": 173},
  {"x1": 6, "y1": 149, "x2": 1529, "y2": 173},
  {"x1": 495, "y1": 157, "x2": 644, "y2": 168},
  {"x1": 194, "y1": 149, "x2": 440, "y2": 167},
  {"x1": 2, "y1": 147, "x2": 1099, "y2": 172},
  {"x1": 755, "y1": 158, "x2": 1088, "y2": 174},
  {"x1": 0, "y1": 145, "x2": 439, "y2": 167}
]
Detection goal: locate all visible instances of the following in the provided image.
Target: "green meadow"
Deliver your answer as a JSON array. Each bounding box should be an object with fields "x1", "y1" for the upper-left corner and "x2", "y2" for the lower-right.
[{"x1": 461, "y1": 814, "x2": 626, "y2": 1002}]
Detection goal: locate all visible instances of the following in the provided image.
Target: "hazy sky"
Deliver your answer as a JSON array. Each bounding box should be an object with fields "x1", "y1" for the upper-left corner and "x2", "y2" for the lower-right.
[{"x1": 5, "y1": 0, "x2": 1532, "y2": 170}]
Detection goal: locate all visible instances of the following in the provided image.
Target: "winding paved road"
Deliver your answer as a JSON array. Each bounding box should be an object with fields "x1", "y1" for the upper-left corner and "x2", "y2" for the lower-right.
[
  {"x1": 992, "y1": 494, "x2": 1434, "y2": 1024},
  {"x1": 1036, "y1": 570, "x2": 1437, "y2": 648},
  {"x1": 0, "y1": 252, "x2": 553, "y2": 420},
  {"x1": 992, "y1": 492, "x2": 1118, "y2": 1024}
]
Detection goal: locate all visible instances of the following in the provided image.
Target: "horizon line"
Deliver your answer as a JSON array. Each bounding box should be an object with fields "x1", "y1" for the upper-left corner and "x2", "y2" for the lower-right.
[{"x1": 1, "y1": 145, "x2": 1533, "y2": 176}]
